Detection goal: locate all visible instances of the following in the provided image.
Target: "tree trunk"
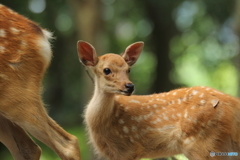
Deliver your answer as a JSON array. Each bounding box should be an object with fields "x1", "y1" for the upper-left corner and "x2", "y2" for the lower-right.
[
  {"x1": 67, "y1": 0, "x2": 105, "y2": 104},
  {"x1": 143, "y1": 0, "x2": 180, "y2": 93}
]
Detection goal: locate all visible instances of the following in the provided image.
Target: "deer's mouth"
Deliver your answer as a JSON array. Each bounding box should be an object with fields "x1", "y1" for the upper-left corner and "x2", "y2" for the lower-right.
[{"x1": 119, "y1": 90, "x2": 132, "y2": 96}]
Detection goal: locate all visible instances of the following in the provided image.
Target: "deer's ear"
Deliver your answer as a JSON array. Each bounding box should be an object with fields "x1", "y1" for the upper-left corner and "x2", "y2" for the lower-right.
[
  {"x1": 121, "y1": 42, "x2": 144, "y2": 66},
  {"x1": 77, "y1": 40, "x2": 98, "y2": 66}
]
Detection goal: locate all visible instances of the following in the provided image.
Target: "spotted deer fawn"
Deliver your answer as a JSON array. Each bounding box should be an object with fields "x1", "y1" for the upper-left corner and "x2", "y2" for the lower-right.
[
  {"x1": 77, "y1": 40, "x2": 240, "y2": 160},
  {"x1": 0, "y1": 5, "x2": 81, "y2": 160}
]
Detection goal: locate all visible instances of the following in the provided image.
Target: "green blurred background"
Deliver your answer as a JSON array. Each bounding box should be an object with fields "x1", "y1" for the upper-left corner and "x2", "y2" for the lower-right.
[{"x1": 0, "y1": 0, "x2": 240, "y2": 159}]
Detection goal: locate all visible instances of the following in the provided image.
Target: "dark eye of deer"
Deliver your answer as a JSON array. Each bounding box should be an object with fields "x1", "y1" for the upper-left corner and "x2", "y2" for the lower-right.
[
  {"x1": 103, "y1": 68, "x2": 111, "y2": 75},
  {"x1": 128, "y1": 69, "x2": 131, "y2": 73}
]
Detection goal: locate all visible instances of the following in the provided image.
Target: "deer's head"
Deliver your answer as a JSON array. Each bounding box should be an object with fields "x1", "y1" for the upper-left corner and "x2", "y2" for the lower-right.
[{"x1": 77, "y1": 41, "x2": 144, "y2": 96}]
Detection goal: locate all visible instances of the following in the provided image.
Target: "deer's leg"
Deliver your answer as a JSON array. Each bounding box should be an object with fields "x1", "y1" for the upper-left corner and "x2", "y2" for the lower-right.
[
  {"x1": 0, "y1": 115, "x2": 41, "y2": 160},
  {"x1": 3, "y1": 100, "x2": 81, "y2": 160}
]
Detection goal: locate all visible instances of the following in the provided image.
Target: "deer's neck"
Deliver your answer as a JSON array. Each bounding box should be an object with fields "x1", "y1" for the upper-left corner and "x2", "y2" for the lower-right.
[{"x1": 85, "y1": 81, "x2": 115, "y2": 126}]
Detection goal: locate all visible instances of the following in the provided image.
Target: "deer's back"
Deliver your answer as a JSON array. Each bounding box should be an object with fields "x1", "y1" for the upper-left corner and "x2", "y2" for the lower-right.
[{"x1": 0, "y1": 4, "x2": 52, "y2": 105}]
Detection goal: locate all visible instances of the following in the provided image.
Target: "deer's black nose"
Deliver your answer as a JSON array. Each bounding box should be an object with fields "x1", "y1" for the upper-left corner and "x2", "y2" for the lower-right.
[{"x1": 125, "y1": 83, "x2": 134, "y2": 93}]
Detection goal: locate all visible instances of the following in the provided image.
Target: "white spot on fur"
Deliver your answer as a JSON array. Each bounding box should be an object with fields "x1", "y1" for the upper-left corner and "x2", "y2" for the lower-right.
[
  {"x1": 153, "y1": 104, "x2": 158, "y2": 108},
  {"x1": 0, "y1": 46, "x2": 5, "y2": 53},
  {"x1": 131, "y1": 126, "x2": 137, "y2": 132},
  {"x1": 132, "y1": 116, "x2": 143, "y2": 122},
  {"x1": 10, "y1": 27, "x2": 20, "y2": 34},
  {"x1": 124, "y1": 106, "x2": 129, "y2": 112},
  {"x1": 134, "y1": 134, "x2": 140, "y2": 139},
  {"x1": 178, "y1": 99, "x2": 182, "y2": 104},
  {"x1": 118, "y1": 119, "x2": 124, "y2": 124},
  {"x1": 123, "y1": 126, "x2": 129, "y2": 133},
  {"x1": 177, "y1": 113, "x2": 182, "y2": 117},
  {"x1": 172, "y1": 114, "x2": 177, "y2": 119},
  {"x1": 0, "y1": 29, "x2": 6, "y2": 37},
  {"x1": 184, "y1": 111, "x2": 188, "y2": 118},
  {"x1": 163, "y1": 115, "x2": 169, "y2": 121},
  {"x1": 193, "y1": 119, "x2": 197, "y2": 124},
  {"x1": 143, "y1": 112, "x2": 154, "y2": 120},
  {"x1": 187, "y1": 117, "x2": 192, "y2": 121},
  {"x1": 192, "y1": 90, "x2": 198, "y2": 95},
  {"x1": 207, "y1": 120, "x2": 213, "y2": 127},
  {"x1": 129, "y1": 99, "x2": 140, "y2": 103},
  {"x1": 172, "y1": 92, "x2": 177, "y2": 95},
  {"x1": 199, "y1": 93, "x2": 204, "y2": 98},
  {"x1": 151, "y1": 118, "x2": 161, "y2": 124},
  {"x1": 20, "y1": 40, "x2": 27, "y2": 48},
  {"x1": 146, "y1": 127, "x2": 154, "y2": 131},
  {"x1": 182, "y1": 96, "x2": 187, "y2": 101},
  {"x1": 198, "y1": 130, "x2": 205, "y2": 137},
  {"x1": 200, "y1": 100, "x2": 205, "y2": 105},
  {"x1": 183, "y1": 137, "x2": 195, "y2": 145},
  {"x1": 141, "y1": 128, "x2": 147, "y2": 134},
  {"x1": 190, "y1": 106, "x2": 196, "y2": 110},
  {"x1": 129, "y1": 136, "x2": 134, "y2": 143},
  {"x1": 0, "y1": 74, "x2": 8, "y2": 80},
  {"x1": 160, "y1": 99, "x2": 166, "y2": 102}
]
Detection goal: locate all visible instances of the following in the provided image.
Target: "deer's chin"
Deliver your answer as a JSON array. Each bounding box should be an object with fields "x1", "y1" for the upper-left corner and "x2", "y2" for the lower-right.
[
  {"x1": 106, "y1": 90, "x2": 132, "y2": 96},
  {"x1": 119, "y1": 90, "x2": 133, "y2": 96}
]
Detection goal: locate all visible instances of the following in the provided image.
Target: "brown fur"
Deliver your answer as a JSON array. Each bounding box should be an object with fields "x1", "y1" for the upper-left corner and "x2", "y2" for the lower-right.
[
  {"x1": 78, "y1": 41, "x2": 240, "y2": 160},
  {"x1": 0, "y1": 5, "x2": 81, "y2": 160}
]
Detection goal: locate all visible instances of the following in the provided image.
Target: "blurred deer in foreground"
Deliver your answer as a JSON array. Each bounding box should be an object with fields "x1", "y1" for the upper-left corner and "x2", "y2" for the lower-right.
[
  {"x1": 77, "y1": 40, "x2": 240, "y2": 160},
  {"x1": 0, "y1": 5, "x2": 81, "y2": 160}
]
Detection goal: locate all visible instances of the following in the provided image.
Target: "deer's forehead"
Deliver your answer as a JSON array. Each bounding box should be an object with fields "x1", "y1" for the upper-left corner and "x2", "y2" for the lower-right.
[{"x1": 98, "y1": 54, "x2": 128, "y2": 69}]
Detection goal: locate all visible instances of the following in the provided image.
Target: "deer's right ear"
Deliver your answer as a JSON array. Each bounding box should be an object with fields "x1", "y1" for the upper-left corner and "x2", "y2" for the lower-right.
[{"x1": 77, "y1": 40, "x2": 98, "y2": 66}]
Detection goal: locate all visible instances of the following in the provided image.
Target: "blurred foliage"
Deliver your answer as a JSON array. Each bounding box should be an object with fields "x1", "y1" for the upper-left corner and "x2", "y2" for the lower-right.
[
  {"x1": 0, "y1": 0, "x2": 239, "y2": 159},
  {"x1": 170, "y1": 0, "x2": 239, "y2": 96}
]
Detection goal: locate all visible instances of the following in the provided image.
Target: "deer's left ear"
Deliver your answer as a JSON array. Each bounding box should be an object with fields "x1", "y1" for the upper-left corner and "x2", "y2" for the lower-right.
[
  {"x1": 77, "y1": 40, "x2": 98, "y2": 66},
  {"x1": 121, "y1": 42, "x2": 144, "y2": 66}
]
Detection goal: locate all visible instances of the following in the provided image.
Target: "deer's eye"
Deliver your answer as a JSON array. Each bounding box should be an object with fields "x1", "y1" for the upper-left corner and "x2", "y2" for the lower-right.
[
  {"x1": 103, "y1": 68, "x2": 111, "y2": 75},
  {"x1": 128, "y1": 68, "x2": 131, "y2": 73}
]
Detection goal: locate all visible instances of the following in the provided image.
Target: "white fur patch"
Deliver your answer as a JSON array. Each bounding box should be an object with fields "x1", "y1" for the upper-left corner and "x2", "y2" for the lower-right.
[
  {"x1": 131, "y1": 126, "x2": 137, "y2": 132},
  {"x1": 129, "y1": 99, "x2": 140, "y2": 103},
  {"x1": 37, "y1": 29, "x2": 52, "y2": 67},
  {"x1": 192, "y1": 90, "x2": 198, "y2": 95},
  {"x1": 0, "y1": 46, "x2": 5, "y2": 53},
  {"x1": 0, "y1": 29, "x2": 6, "y2": 37},
  {"x1": 123, "y1": 126, "x2": 129, "y2": 133},
  {"x1": 0, "y1": 74, "x2": 8, "y2": 80},
  {"x1": 10, "y1": 27, "x2": 20, "y2": 34},
  {"x1": 118, "y1": 119, "x2": 124, "y2": 124}
]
